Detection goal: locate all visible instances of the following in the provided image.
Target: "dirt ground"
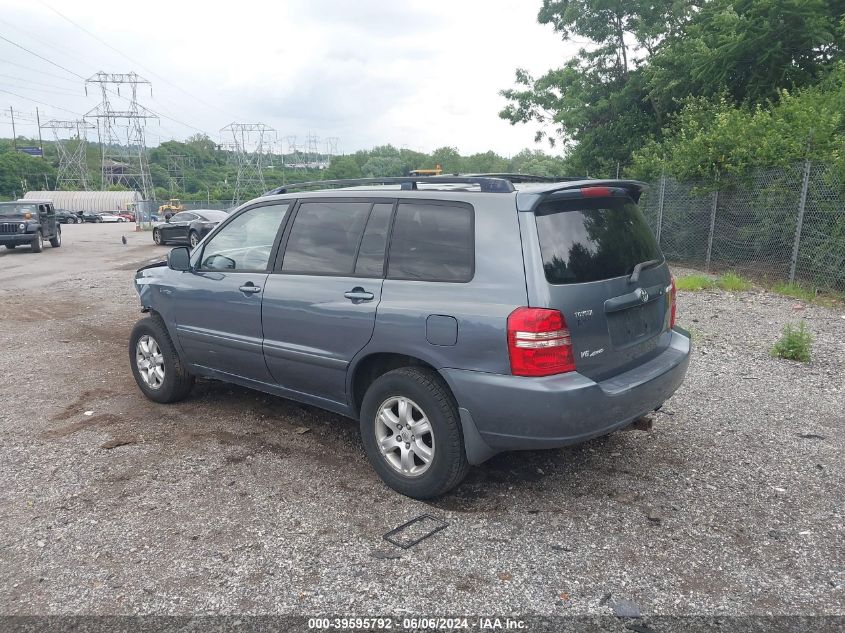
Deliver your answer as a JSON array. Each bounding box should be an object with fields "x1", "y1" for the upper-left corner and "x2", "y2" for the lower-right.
[{"x1": 0, "y1": 223, "x2": 842, "y2": 621}]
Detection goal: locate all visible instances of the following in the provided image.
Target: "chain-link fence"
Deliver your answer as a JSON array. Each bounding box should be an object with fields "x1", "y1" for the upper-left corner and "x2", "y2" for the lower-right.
[{"x1": 640, "y1": 161, "x2": 845, "y2": 292}]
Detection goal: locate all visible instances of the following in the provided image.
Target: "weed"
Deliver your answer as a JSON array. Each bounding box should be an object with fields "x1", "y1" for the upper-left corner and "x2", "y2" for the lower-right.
[
  {"x1": 770, "y1": 321, "x2": 812, "y2": 362},
  {"x1": 675, "y1": 275, "x2": 716, "y2": 291},
  {"x1": 718, "y1": 272, "x2": 752, "y2": 291}
]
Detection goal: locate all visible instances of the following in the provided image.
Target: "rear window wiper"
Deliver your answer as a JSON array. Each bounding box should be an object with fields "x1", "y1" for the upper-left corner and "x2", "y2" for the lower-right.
[{"x1": 629, "y1": 259, "x2": 661, "y2": 284}]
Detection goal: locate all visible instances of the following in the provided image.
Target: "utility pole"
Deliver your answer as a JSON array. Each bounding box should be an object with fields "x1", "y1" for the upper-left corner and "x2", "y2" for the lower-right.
[
  {"x1": 35, "y1": 107, "x2": 43, "y2": 158},
  {"x1": 10, "y1": 106, "x2": 17, "y2": 150}
]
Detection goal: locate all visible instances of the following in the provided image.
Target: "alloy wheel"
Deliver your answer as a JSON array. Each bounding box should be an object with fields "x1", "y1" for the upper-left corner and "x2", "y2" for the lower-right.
[
  {"x1": 375, "y1": 396, "x2": 435, "y2": 477},
  {"x1": 136, "y1": 335, "x2": 165, "y2": 389}
]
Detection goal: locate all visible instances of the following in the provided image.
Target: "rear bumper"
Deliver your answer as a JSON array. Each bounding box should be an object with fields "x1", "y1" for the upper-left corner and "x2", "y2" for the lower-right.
[{"x1": 441, "y1": 328, "x2": 691, "y2": 461}]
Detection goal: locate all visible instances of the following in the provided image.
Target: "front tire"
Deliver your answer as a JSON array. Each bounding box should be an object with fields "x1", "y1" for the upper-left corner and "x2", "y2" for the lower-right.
[
  {"x1": 189, "y1": 230, "x2": 200, "y2": 248},
  {"x1": 50, "y1": 227, "x2": 61, "y2": 247},
  {"x1": 360, "y1": 367, "x2": 469, "y2": 499},
  {"x1": 31, "y1": 232, "x2": 43, "y2": 253},
  {"x1": 6, "y1": 244, "x2": 15, "y2": 250},
  {"x1": 153, "y1": 229, "x2": 164, "y2": 245},
  {"x1": 129, "y1": 316, "x2": 194, "y2": 403}
]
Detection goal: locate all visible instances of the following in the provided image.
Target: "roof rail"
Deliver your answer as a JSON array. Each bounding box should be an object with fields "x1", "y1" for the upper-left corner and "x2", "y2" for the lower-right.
[
  {"x1": 264, "y1": 176, "x2": 515, "y2": 196},
  {"x1": 461, "y1": 173, "x2": 587, "y2": 183}
]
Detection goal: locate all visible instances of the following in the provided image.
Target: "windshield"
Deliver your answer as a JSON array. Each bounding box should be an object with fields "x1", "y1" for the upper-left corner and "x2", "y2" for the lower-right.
[
  {"x1": 535, "y1": 196, "x2": 662, "y2": 285},
  {"x1": 0, "y1": 203, "x2": 37, "y2": 218}
]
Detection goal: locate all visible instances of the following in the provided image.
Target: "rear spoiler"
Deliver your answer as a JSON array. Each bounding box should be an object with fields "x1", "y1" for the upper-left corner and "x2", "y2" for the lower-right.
[{"x1": 516, "y1": 179, "x2": 648, "y2": 212}]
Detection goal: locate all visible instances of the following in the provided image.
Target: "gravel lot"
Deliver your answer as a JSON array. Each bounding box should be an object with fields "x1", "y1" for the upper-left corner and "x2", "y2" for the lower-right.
[{"x1": 0, "y1": 224, "x2": 842, "y2": 621}]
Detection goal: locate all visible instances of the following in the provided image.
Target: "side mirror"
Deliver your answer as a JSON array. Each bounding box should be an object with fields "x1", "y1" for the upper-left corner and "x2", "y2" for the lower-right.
[{"x1": 167, "y1": 246, "x2": 191, "y2": 271}]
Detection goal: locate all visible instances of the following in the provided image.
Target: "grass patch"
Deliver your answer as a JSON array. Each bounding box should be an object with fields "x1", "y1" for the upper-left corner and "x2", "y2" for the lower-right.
[
  {"x1": 675, "y1": 274, "x2": 716, "y2": 291},
  {"x1": 770, "y1": 321, "x2": 812, "y2": 363},
  {"x1": 771, "y1": 281, "x2": 817, "y2": 303},
  {"x1": 769, "y1": 281, "x2": 845, "y2": 307},
  {"x1": 717, "y1": 271, "x2": 752, "y2": 291}
]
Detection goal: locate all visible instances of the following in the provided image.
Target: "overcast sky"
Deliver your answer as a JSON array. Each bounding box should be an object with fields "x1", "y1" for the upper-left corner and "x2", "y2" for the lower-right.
[{"x1": 0, "y1": 0, "x2": 578, "y2": 157}]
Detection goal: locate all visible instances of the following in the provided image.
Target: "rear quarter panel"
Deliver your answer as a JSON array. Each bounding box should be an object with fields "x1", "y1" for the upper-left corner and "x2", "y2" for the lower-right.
[{"x1": 354, "y1": 194, "x2": 528, "y2": 376}]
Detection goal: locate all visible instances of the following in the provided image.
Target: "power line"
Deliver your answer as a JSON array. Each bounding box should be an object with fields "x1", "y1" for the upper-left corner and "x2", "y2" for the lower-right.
[
  {"x1": 39, "y1": 0, "x2": 243, "y2": 123},
  {"x1": 0, "y1": 77, "x2": 83, "y2": 97},
  {"x1": 1, "y1": 30, "x2": 207, "y2": 138},
  {"x1": 0, "y1": 88, "x2": 83, "y2": 116},
  {"x1": 0, "y1": 17, "x2": 98, "y2": 75},
  {"x1": 0, "y1": 72, "x2": 83, "y2": 93},
  {"x1": 0, "y1": 32, "x2": 86, "y2": 80},
  {"x1": 0, "y1": 59, "x2": 81, "y2": 83}
]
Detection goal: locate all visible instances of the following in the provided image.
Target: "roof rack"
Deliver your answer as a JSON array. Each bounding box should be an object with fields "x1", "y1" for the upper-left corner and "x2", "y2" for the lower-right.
[
  {"x1": 264, "y1": 176, "x2": 515, "y2": 196},
  {"x1": 461, "y1": 173, "x2": 586, "y2": 183}
]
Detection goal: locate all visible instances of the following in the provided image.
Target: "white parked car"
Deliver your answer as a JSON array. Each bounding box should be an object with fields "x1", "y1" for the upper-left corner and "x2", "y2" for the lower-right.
[{"x1": 98, "y1": 213, "x2": 126, "y2": 223}]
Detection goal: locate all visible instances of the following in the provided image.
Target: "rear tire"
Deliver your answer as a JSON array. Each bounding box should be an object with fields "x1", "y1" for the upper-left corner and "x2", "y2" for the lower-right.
[
  {"x1": 31, "y1": 232, "x2": 43, "y2": 253},
  {"x1": 50, "y1": 227, "x2": 61, "y2": 248},
  {"x1": 6, "y1": 244, "x2": 15, "y2": 250},
  {"x1": 129, "y1": 315, "x2": 194, "y2": 404},
  {"x1": 360, "y1": 367, "x2": 469, "y2": 499},
  {"x1": 189, "y1": 230, "x2": 200, "y2": 248}
]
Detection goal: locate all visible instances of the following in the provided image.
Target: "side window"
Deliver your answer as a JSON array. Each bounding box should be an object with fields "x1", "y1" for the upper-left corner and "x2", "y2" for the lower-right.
[
  {"x1": 199, "y1": 203, "x2": 288, "y2": 271},
  {"x1": 281, "y1": 201, "x2": 372, "y2": 275},
  {"x1": 387, "y1": 202, "x2": 473, "y2": 282},
  {"x1": 354, "y1": 203, "x2": 393, "y2": 277}
]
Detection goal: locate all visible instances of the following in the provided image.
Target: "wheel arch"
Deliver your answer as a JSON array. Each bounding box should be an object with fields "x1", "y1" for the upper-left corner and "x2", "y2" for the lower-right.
[{"x1": 349, "y1": 351, "x2": 446, "y2": 418}]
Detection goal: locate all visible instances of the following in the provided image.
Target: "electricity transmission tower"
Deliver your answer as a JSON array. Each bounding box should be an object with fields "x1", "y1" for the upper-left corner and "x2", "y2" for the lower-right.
[
  {"x1": 84, "y1": 72, "x2": 157, "y2": 201},
  {"x1": 41, "y1": 119, "x2": 95, "y2": 190},
  {"x1": 324, "y1": 137, "x2": 340, "y2": 161},
  {"x1": 167, "y1": 154, "x2": 190, "y2": 194},
  {"x1": 221, "y1": 122, "x2": 275, "y2": 204},
  {"x1": 306, "y1": 132, "x2": 321, "y2": 169}
]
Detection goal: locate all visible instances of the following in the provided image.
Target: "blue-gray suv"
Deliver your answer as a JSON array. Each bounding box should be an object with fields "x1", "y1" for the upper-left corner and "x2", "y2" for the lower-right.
[{"x1": 130, "y1": 175, "x2": 691, "y2": 498}]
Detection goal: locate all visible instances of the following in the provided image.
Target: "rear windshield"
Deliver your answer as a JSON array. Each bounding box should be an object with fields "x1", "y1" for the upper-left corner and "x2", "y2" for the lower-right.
[{"x1": 535, "y1": 197, "x2": 662, "y2": 285}]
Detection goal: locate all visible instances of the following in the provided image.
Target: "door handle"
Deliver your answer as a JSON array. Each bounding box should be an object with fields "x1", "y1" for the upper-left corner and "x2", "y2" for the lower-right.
[
  {"x1": 344, "y1": 287, "x2": 374, "y2": 301},
  {"x1": 239, "y1": 283, "x2": 262, "y2": 294}
]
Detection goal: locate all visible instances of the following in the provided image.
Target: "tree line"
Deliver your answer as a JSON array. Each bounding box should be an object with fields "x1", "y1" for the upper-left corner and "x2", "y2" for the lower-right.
[
  {"x1": 500, "y1": 0, "x2": 845, "y2": 182},
  {"x1": 0, "y1": 133, "x2": 569, "y2": 202}
]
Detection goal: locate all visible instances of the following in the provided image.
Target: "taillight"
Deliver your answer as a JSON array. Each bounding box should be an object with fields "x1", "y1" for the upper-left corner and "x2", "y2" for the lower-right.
[
  {"x1": 507, "y1": 307, "x2": 576, "y2": 376},
  {"x1": 670, "y1": 275, "x2": 677, "y2": 329}
]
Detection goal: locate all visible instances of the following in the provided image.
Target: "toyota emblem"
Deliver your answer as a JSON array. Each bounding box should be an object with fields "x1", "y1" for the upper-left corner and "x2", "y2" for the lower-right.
[{"x1": 638, "y1": 288, "x2": 649, "y2": 303}]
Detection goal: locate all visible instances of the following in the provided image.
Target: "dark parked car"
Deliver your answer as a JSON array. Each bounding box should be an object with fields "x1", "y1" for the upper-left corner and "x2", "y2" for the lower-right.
[
  {"x1": 130, "y1": 175, "x2": 691, "y2": 498},
  {"x1": 0, "y1": 200, "x2": 61, "y2": 252},
  {"x1": 152, "y1": 210, "x2": 229, "y2": 248},
  {"x1": 56, "y1": 209, "x2": 81, "y2": 224}
]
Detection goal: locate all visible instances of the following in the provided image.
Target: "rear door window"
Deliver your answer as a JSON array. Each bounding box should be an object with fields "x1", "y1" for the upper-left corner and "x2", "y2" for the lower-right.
[
  {"x1": 281, "y1": 201, "x2": 372, "y2": 275},
  {"x1": 354, "y1": 203, "x2": 393, "y2": 277},
  {"x1": 387, "y1": 201, "x2": 473, "y2": 282},
  {"x1": 535, "y1": 197, "x2": 662, "y2": 285}
]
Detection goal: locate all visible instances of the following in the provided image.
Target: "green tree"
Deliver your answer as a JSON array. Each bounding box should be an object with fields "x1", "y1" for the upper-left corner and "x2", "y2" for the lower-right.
[
  {"x1": 0, "y1": 151, "x2": 56, "y2": 199},
  {"x1": 324, "y1": 155, "x2": 363, "y2": 179},
  {"x1": 501, "y1": 0, "x2": 845, "y2": 176}
]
